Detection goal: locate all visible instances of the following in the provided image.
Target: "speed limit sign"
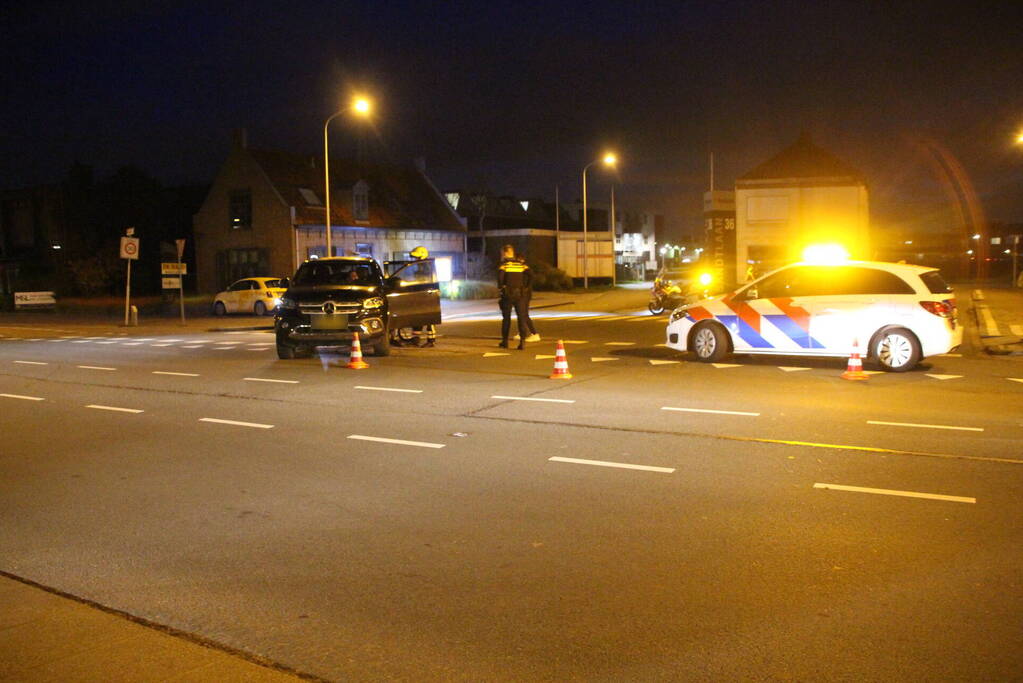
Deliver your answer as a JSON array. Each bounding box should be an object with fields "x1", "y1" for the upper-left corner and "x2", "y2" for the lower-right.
[{"x1": 120, "y1": 237, "x2": 139, "y2": 260}]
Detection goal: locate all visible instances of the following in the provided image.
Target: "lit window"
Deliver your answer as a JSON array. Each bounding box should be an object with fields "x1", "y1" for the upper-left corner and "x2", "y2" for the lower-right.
[
  {"x1": 229, "y1": 189, "x2": 252, "y2": 230},
  {"x1": 445, "y1": 193, "x2": 460, "y2": 210},
  {"x1": 519, "y1": 201, "x2": 529, "y2": 212}
]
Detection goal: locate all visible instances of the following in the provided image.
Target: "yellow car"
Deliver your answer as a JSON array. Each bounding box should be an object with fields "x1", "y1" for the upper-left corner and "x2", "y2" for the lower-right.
[{"x1": 213, "y1": 277, "x2": 286, "y2": 316}]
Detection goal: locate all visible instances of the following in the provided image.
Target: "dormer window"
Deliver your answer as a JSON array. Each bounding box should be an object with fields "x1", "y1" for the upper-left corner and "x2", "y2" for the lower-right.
[
  {"x1": 229, "y1": 189, "x2": 252, "y2": 230},
  {"x1": 298, "y1": 188, "x2": 321, "y2": 206},
  {"x1": 353, "y1": 180, "x2": 369, "y2": 222}
]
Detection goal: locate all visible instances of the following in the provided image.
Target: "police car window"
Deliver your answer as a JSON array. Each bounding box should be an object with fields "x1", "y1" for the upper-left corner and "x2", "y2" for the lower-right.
[
  {"x1": 754, "y1": 267, "x2": 822, "y2": 298},
  {"x1": 920, "y1": 271, "x2": 952, "y2": 294},
  {"x1": 842, "y1": 268, "x2": 915, "y2": 295}
]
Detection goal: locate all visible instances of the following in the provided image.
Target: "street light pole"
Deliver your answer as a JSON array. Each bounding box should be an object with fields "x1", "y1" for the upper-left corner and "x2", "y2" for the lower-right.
[
  {"x1": 581, "y1": 152, "x2": 617, "y2": 289},
  {"x1": 322, "y1": 97, "x2": 372, "y2": 259},
  {"x1": 322, "y1": 110, "x2": 347, "y2": 258}
]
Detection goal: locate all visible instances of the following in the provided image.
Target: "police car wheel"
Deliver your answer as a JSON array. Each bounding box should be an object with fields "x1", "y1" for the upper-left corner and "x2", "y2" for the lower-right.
[
  {"x1": 874, "y1": 328, "x2": 920, "y2": 372},
  {"x1": 691, "y1": 323, "x2": 728, "y2": 362}
]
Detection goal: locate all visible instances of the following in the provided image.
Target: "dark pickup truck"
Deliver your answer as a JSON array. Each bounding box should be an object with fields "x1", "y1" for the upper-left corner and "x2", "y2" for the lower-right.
[{"x1": 274, "y1": 256, "x2": 441, "y2": 359}]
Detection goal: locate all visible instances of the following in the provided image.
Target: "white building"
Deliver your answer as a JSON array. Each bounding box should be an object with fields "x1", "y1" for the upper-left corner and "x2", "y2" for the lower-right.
[{"x1": 734, "y1": 133, "x2": 870, "y2": 277}]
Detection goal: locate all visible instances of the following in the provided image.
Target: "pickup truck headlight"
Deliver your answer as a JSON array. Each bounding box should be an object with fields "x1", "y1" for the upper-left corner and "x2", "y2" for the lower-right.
[
  {"x1": 362, "y1": 297, "x2": 384, "y2": 310},
  {"x1": 280, "y1": 297, "x2": 298, "y2": 310}
]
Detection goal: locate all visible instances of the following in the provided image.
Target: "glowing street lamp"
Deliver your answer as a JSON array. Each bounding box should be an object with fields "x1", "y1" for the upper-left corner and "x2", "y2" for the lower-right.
[
  {"x1": 582, "y1": 152, "x2": 618, "y2": 288},
  {"x1": 323, "y1": 96, "x2": 374, "y2": 257}
]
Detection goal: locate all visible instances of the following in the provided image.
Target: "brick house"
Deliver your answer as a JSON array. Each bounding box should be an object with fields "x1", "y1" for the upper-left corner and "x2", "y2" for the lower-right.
[{"x1": 193, "y1": 132, "x2": 466, "y2": 293}]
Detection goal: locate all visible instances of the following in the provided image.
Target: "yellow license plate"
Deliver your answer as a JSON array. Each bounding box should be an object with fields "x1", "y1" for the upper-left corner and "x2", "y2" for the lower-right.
[{"x1": 311, "y1": 314, "x2": 348, "y2": 330}]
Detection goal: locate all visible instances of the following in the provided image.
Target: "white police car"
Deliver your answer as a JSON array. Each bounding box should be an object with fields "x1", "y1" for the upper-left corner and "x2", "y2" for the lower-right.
[{"x1": 665, "y1": 258, "x2": 961, "y2": 371}]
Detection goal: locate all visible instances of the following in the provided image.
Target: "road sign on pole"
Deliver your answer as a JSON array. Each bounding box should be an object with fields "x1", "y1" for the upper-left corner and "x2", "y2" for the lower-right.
[
  {"x1": 161, "y1": 262, "x2": 187, "y2": 275},
  {"x1": 120, "y1": 237, "x2": 140, "y2": 260},
  {"x1": 175, "y1": 238, "x2": 186, "y2": 260},
  {"x1": 162, "y1": 277, "x2": 181, "y2": 289}
]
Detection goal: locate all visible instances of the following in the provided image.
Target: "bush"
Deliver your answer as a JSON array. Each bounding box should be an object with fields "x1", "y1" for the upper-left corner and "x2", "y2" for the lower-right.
[{"x1": 530, "y1": 261, "x2": 573, "y2": 291}]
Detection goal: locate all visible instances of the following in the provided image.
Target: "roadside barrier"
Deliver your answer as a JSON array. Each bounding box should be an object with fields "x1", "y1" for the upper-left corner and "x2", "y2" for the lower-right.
[
  {"x1": 549, "y1": 340, "x2": 573, "y2": 379},
  {"x1": 841, "y1": 338, "x2": 868, "y2": 381},
  {"x1": 347, "y1": 332, "x2": 370, "y2": 370}
]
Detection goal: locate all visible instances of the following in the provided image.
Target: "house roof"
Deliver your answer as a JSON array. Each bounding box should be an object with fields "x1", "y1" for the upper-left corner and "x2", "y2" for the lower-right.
[
  {"x1": 737, "y1": 132, "x2": 865, "y2": 184},
  {"x1": 245, "y1": 147, "x2": 465, "y2": 231}
]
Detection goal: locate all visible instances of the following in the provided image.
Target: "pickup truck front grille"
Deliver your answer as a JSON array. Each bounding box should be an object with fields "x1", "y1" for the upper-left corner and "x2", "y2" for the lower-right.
[{"x1": 299, "y1": 301, "x2": 362, "y2": 315}]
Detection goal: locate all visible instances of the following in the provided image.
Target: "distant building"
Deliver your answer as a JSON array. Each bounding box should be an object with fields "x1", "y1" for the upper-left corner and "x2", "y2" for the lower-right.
[
  {"x1": 194, "y1": 132, "x2": 466, "y2": 293},
  {"x1": 734, "y1": 132, "x2": 870, "y2": 278}
]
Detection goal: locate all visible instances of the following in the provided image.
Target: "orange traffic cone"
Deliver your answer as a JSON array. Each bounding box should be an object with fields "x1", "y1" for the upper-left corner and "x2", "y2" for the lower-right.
[
  {"x1": 346, "y1": 332, "x2": 370, "y2": 370},
  {"x1": 841, "y1": 338, "x2": 868, "y2": 380},
  {"x1": 549, "y1": 340, "x2": 573, "y2": 379}
]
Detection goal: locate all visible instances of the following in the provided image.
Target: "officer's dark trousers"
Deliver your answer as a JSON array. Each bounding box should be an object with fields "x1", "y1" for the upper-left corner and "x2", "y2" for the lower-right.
[{"x1": 500, "y1": 292, "x2": 529, "y2": 343}]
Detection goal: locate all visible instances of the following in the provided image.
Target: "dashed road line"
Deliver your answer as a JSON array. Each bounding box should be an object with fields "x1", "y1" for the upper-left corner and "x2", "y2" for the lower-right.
[
  {"x1": 1008, "y1": 378, "x2": 1023, "y2": 384},
  {"x1": 813, "y1": 482, "x2": 975, "y2": 504},
  {"x1": 549, "y1": 456, "x2": 674, "y2": 474},
  {"x1": 150, "y1": 343, "x2": 173, "y2": 347},
  {"x1": 534, "y1": 354, "x2": 556, "y2": 360},
  {"x1": 243, "y1": 377, "x2": 299, "y2": 384},
  {"x1": 355, "y1": 386, "x2": 423, "y2": 393},
  {"x1": 926, "y1": 374, "x2": 962, "y2": 381},
  {"x1": 76, "y1": 365, "x2": 116, "y2": 371},
  {"x1": 1012, "y1": 324, "x2": 1023, "y2": 336},
  {"x1": 122, "y1": 342, "x2": 144, "y2": 346},
  {"x1": 13, "y1": 360, "x2": 48, "y2": 365},
  {"x1": 347, "y1": 434, "x2": 445, "y2": 449},
  {"x1": 180, "y1": 344, "x2": 204, "y2": 349},
  {"x1": 778, "y1": 366, "x2": 811, "y2": 372},
  {"x1": 648, "y1": 359, "x2": 680, "y2": 365},
  {"x1": 662, "y1": 406, "x2": 760, "y2": 417},
  {"x1": 491, "y1": 395, "x2": 576, "y2": 404},
  {"x1": 867, "y1": 420, "x2": 983, "y2": 432},
  {"x1": 86, "y1": 405, "x2": 144, "y2": 414},
  {"x1": 604, "y1": 342, "x2": 635, "y2": 346},
  {"x1": 95, "y1": 341, "x2": 118, "y2": 345},
  {"x1": 711, "y1": 363, "x2": 742, "y2": 368},
  {"x1": 153, "y1": 371, "x2": 200, "y2": 377},
  {"x1": 483, "y1": 352, "x2": 510, "y2": 357},
  {"x1": 0, "y1": 393, "x2": 45, "y2": 401},
  {"x1": 199, "y1": 417, "x2": 274, "y2": 429},
  {"x1": 590, "y1": 357, "x2": 620, "y2": 362}
]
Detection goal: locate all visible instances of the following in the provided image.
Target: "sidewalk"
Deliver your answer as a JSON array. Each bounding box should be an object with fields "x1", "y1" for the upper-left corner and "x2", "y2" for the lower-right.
[
  {"x1": 968, "y1": 286, "x2": 1023, "y2": 355},
  {"x1": 0, "y1": 573, "x2": 307, "y2": 682}
]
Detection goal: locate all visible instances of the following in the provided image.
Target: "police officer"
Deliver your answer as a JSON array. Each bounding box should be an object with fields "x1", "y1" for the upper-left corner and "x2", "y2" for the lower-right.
[{"x1": 497, "y1": 244, "x2": 531, "y2": 350}]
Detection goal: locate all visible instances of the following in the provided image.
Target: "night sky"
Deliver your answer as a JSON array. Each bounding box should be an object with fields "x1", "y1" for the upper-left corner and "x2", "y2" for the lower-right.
[{"x1": 5, "y1": 1, "x2": 1023, "y2": 235}]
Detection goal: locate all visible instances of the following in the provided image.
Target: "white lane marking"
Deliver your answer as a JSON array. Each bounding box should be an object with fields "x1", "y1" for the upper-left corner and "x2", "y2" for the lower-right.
[
  {"x1": 549, "y1": 456, "x2": 674, "y2": 474},
  {"x1": 867, "y1": 420, "x2": 983, "y2": 432},
  {"x1": 71, "y1": 340, "x2": 91, "y2": 344},
  {"x1": 649, "y1": 359, "x2": 680, "y2": 365},
  {"x1": 199, "y1": 417, "x2": 274, "y2": 429},
  {"x1": 86, "y1": 404, "x2": 144, "y2": 414},
  {"x1": 534, "y1": 354, "x2": 556, "y2": 360},
  {"x1": 600, "y1": 316, "x2": 636, "y2": 321},
  {"x1": 483, "y1": 352, "x2": 510, "y2": 357},
  {"x1": 661, "y1": 406, "x2": 760, "y2": 417},
  {"x1": 778, "y1": 366, "x2": 811, "y2": 372},
  {"x1": 813, "y1": 482, "x2": 975, "y2": 504},
  {"x1": 46, "y1": 339, "x2": 65, "y2": 343},
  {"x1": 122, "y1": 342, "x2": 144, "y2": 346},
  {"x1": 1009, "y1": 324, "x2": 1023, "y2": 336},
  {"x1": 243, "y1": 377, "x2": 299, "y2": 384},
  {"x1": 862, "y1": 370, "x2": 884, "y2": 375},
  {"x1": 491, "y1": 395, "x2": 575, "y2": 404},
  {"x1": 560, "y1": 340, "x2": 589, "y2": 344},
  {"x1": 926, "y1": 374, "x2": 962, "y2": 380},
  {"x1": 1008, "y1": 378, "x2": 1023, "y2": 384},
  {"x1": 180, "y1": 344, "x2": 204, "y2": 349},
  {"x1": 159, "y1": 339, "x2": 184, "y2": 342},
  {"x1": 14, "y1": 360, "x2": 48, "y2": 365},
  {"x1": 590, "y1": 356, "x2": 620, "y2": 362},
  {"x1": 150, "y1": 343, "x2": 173, "y2": 347},
  {"x1": 355, "y1": 385, "x2": 423, "y2": 393},
  {"x1": 95, "y1": 341, "x2": 118, "y2": 345},
  {"x1": 977, "y1": 302, "x2": 999, "y2": 336},
  {"x1": 214, "y1": 341, "x2": 242, "y2": 345},
  {"x1": 213, "y1": 346, "x2": 234, "y2": 350},
  {"x1": 347, "y1": 434, "x2": 445, "y2": 449},
  {"x1": 605, "y1": 342, "x2": 635, "y2": 346},
  {"x1": 711, "y1": 363, "x2": 742, "y2": 368},
  {"x1": 153, "y1": 371, "x2": 199, "y2": 377},
  {"x1": 0, "y1": 393, "x2": 45, "y2": 401},
  {"x1": 77, "y1": 365, "x2": 116, "y2": 371},
  {"x1": 247, "y1": 348, "x2": 266, "y2": 351},
  {"x1": 937, "y1": 353, "x2": 962, "y2": 357}
]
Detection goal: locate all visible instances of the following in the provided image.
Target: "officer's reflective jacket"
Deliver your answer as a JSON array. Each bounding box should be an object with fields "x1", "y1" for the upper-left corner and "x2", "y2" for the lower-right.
[{"x1": 498, "y1": 258, "x2": 532, "y2": 294}]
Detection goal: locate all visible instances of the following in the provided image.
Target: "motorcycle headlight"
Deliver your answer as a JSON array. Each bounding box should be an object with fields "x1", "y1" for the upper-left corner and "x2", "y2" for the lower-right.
[
  {"x1": 362, "y1": 297, "x2": 385, "y2": 310},
  {"x1": 280, "y1": 297, "x2": 297, "y2": 310}
]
